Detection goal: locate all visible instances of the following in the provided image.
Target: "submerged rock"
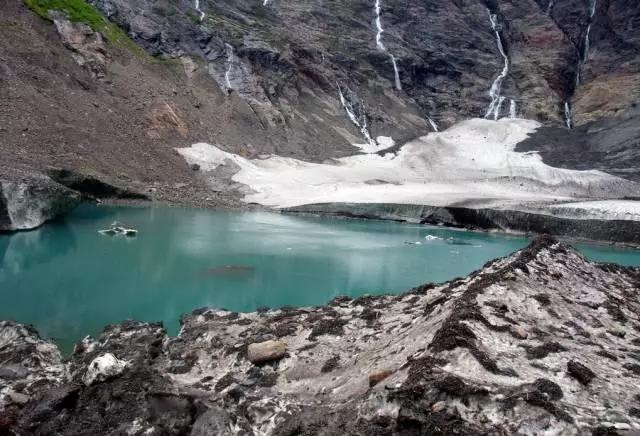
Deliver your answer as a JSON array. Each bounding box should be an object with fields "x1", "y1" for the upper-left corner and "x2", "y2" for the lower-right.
[{"x1": 1, "y1": 237, "x2": 640, "y2": 434}]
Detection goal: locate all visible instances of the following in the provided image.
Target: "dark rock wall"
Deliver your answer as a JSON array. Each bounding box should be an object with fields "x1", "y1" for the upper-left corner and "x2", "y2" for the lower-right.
[
  {"x1": 0, "y1": 185, "x2": 11, "y2": 231},
  {"x1": 89, "y1": 0, "x2": 640, "y2": 131}
]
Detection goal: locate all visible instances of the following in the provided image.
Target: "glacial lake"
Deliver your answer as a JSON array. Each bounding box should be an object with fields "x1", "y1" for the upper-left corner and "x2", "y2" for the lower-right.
[{"x1": 1, "y1": 204, "x2": 639, "y2": 353}]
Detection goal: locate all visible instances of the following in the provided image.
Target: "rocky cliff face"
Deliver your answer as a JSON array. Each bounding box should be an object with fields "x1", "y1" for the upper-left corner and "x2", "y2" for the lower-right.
[
  {"x1": 3, "y1": 0, "x2": 639, "y2": 178},
  {"x1": 89, "y1": 0, "x2": 639, "y2": 132},
  {"x1": 1, "y1": 237, "x2": 640, "y2": 434}
]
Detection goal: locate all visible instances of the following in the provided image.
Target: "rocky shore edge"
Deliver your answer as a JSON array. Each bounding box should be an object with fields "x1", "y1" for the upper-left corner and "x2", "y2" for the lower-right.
[
  {"x1": 1, "y1": 236, "x2": 640, "y2": 435},
  {"x1": 3, "y1": 172, "x2": 640, "y2": 249}
]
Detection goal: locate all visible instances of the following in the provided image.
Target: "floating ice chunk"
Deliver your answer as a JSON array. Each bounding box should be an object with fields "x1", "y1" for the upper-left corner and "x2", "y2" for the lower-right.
[
  {"x1": 424, "y1": 235, "x2": 443, "y2": 241},
  {"x1": 83, "y1": 353, "x2": 127, "y2": 386}
]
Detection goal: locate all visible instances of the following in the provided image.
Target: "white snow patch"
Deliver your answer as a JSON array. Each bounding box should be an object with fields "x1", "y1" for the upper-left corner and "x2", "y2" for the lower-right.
[
  {"x1": 83, "y1": 353, "x2": 127, "y2": 386},
  {"x1": 178, "y1": 118, "x2": 638, "y2": 212}
]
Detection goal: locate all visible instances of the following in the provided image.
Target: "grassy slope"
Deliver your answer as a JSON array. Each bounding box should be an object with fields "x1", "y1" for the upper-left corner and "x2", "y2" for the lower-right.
[{"x1": 23, "y1": 0, "x2": 143, "y2": 53}]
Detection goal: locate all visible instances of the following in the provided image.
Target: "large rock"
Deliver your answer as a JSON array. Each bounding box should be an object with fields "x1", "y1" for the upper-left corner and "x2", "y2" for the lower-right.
[
  {"x1": 51, "y1": 11, "x2": 109, "y2": 78},
  {"x1": 0, "y1": 176, "x2": 80, "y2": 232},
  {"x1": 0, "y1": 321, "x2": 67, "y2": 412},
  {"x1": 82, "y1": 353, "x2": 127, "y2": 385},
  {"x1": 247, "y1": 340, "x2": 286, "y2": 364}
]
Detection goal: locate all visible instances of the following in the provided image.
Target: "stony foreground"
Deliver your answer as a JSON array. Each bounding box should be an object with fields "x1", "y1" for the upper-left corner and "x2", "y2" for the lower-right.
[{"x1": 1, "y1": 237, "x2": 640, "y2": 435}]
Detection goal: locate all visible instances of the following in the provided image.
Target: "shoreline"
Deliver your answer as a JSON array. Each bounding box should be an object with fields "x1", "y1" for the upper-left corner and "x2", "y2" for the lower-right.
[
  {"x1": 282, "y1": 202, "x2": 640, "y2": 247},
  {"x1": 89, "y1": 199, "x2": 640, "y2": 248},
  {"x1": 3, "y1": 236, "x2": 640, "y2": 434}
]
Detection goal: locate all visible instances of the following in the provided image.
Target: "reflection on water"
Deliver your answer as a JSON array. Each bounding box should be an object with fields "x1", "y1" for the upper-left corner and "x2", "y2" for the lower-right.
[
  {"x1": 1, "y1": 204, "x2": 638, "y2": 353},
  {"x1": 1, "y1": 222, "x2": 77, "y2": 275}
]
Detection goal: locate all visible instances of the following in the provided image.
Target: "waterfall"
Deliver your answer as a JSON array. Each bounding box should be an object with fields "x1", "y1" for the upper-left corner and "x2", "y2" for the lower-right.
[
  {"x1": 374, "y1": 0, "x2": 402, "y2": 91},
  {"x1": 564, "y1": 101, "x2": 573, "y2": 129},
  {"x1": 194, "y1": 0, "x2": 205, "y2": 21},
  {"x1": 577, "y1": 0, "x2": 597, "y2": 86},
  {"x1": 224, "y1": 44, "x2": 235, "y2": 90},
  {"x1": 567, "y1": 0, "x2": 597, "y2": 129},
  {"x1": 546, "y1": 0, "x2": 555, "y2": 14},
  {"x1": 263, "y1": 0, "x2": 270, "y2": 5},
  {"x1": 337, "y1": 85, "x2": 377, "y2": 147},
  {"x1": 427, "y1": 117, "x2": 439, "y2": 132},
  {"x1": 509, "y1": 99, "x2": 517, "y2": 119},
  {"x1": 484, "y1": 11, "x2": 510, "y2": 120}
]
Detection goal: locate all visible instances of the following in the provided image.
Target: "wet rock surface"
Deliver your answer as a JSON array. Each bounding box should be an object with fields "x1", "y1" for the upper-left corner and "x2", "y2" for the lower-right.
[
  {"x1": 0, "y1": 172, "x2": 80, "y2": 232},
  {"x1": 1, "y1": 237, "x2": 640, "y2": 434}
]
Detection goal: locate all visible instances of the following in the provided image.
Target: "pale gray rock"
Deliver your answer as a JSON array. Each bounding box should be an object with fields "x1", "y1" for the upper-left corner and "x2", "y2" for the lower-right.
[
  {"x1": 0, "y1": 176, "x2": 80, "y2": 232},
  {"x1": 82, "y1": 353, "x2": 127, "y2": 386},
  {"x1": 247, "y1": 340, "x2": 287, "y2": 364}
]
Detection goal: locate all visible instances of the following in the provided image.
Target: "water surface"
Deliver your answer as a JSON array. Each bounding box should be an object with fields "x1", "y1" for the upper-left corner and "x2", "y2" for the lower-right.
[{"x1": 1, "y1": 205, "x2": 637, "y2": 352}]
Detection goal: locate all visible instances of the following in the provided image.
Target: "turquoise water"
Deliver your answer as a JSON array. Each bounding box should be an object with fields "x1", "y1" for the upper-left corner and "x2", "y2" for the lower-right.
[{"x1": 0, "y1": 205, "x2": 638, "y2": 352}]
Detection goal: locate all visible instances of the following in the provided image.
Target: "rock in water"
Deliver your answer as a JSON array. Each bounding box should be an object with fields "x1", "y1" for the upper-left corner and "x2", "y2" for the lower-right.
[
  {"x1": 82, "y1": 353, "x2": 127, "y2": 386},
  {"x1": 0, "y1": 175, "x2": 80, "y2": 232},
  {"x1": 247, "y1": 340, "x2": 286, "y2": 364}
]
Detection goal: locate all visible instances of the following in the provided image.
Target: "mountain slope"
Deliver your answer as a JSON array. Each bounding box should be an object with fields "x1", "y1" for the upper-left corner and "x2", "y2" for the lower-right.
[{"x1": 0, "y1": 0, "x2": 638, "y2": 231}]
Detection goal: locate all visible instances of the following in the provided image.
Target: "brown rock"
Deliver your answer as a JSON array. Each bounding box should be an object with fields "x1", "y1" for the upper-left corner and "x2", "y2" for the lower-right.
[
  {"x1": 247, "y1": 340, "x2": 286, "y2": 364},
  {"x1": 368, "y1": 369, "x2": 393, "y2": 387}
]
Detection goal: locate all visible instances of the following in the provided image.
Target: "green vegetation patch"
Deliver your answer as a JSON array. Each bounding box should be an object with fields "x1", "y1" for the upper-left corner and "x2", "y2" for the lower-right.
[{"x1": 24, "y1": 0, "x2": 143, "y2": 53}]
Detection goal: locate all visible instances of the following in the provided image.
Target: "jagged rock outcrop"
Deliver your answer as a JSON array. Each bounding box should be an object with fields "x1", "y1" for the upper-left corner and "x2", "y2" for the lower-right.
[
  {"x1": 46, "y1": 168, "x2": 149, "y2": 200},
  {"x1": 2, "y1": 237, "x2": 640, "y2": 434},
  {"x1": 50, "y1": 11, "x2": 110, "y2": 78},
  {"x1": 0, "y1": 175, "x2": 80, "y2": 232}
]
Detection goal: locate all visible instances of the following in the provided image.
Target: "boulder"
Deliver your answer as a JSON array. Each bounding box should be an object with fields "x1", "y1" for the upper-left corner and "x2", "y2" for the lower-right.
[
  {"x1": 368, "y1": 369, "x2": 393, "y2": 387},
  {"x1": 567, "y1": 360, "x2": 596, "y2": 385},
  {"x1": 511, "y1": 325, "x2": 528, "y2": 340},
  {"x1": 247, "y1": 340, "x2": 286, "y2": 364},
  {"x1": 0, "y1": 177, "x2": 80, "y2": 232},
  {"x1": 190, "y1": 408, "x2": 233, "y2": 436},
  {"x1": 51, "y1": 12, "x2": 109, "y2": 78},
  {"x1": 82, "y1": 353, "x2": 127, "y2": 386}
]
